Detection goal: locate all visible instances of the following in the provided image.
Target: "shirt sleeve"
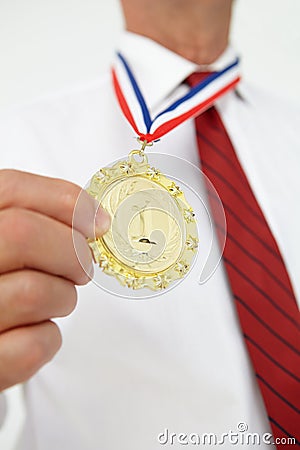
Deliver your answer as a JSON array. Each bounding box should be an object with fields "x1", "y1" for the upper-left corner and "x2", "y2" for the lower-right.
[{"x1": 0, "y1": 393, "x2": 7, "y2": 428}]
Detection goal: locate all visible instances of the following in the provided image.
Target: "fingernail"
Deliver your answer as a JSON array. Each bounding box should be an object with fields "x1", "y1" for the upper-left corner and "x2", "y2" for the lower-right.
[{"x1": 95, "y1": 206, "x2": 111, "y2": 236}]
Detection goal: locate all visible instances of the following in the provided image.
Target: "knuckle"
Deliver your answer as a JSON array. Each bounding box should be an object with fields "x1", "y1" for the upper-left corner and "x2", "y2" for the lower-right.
[
  {"x1": 72, "y1": 232, "x2": 93, "y2": 285},
  {"x1": 75, "y1": 268, "x2": 91, "y2": 286},
  {"x1": 18, "y1": 273, "x2": 77, "y2": 319},
  {"x1": 18, "y1": 271, "x2": 43, "y2": 316},
  {"x1": 0, "y1": 169, "x2": 22, "y2": 207},
  {"x1": 22, "y1": 323, "x2": 62, "y2": 377},
  {"x1": 22, "y1": 342, "x2": 47, "y2": 377},
  {"x1": 61, "y1": 284, "x2": 78, "y2": 316},
  {"x1": 58, "y1": 184, "x2": 81, "y2": 219},
  {"x1": 46, "y1": 322, "x2": 62, "y2": 355},
  {"x1": 1, "y1": 208, "x2": 33, "y2": 247}
]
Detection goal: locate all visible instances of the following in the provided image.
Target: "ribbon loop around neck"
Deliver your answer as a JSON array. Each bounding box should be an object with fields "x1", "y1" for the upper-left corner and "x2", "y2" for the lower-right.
[{"x1": 112, "y1": 51, "x2": 241, "y2": 143}]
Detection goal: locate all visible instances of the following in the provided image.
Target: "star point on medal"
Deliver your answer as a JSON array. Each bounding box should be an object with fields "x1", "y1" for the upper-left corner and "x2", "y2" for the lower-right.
[
  {"x1": 168, "y1": 182, "x2": 182, "y2": 197},
  {"x1": 125, "y1": 274, "x2": 146, "y2": 290},
  {"x1": 174, "y1": 260, "x2": 190, "y2": 277},
  {"x1": 119, "y1": 160, "x2": 134, "y2": 174},
  {"x1": 97, "y1": 168, "x2": 111, "y2": 182},
  {"x1": 146, "y1": 166, "x2": 161, "y2": 180},
  {"x1": 183, "y1": 207, "x2": 196, "y2": 223},
  {"x1": 153, "y1": 274, "x2": 171, "y2": 290},
  {"x1": 186, "y1": 235, "x2": 199, "y2": 252}
]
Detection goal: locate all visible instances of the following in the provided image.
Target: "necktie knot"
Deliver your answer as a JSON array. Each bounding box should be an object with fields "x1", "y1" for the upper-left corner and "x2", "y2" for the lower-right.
[{"x1": 185, "y1": 71, "x2": 214, "y2": 88}]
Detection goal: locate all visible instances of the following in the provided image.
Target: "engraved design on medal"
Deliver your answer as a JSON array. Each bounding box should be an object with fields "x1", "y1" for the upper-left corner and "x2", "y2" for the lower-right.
[{"x1": 87, "y1": 150, "x2": 199, "y2": 291}]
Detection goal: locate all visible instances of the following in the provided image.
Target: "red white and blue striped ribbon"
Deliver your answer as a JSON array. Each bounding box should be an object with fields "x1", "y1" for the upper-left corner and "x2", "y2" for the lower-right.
[{"x1": 112, "y1": 52, "x2": 241, "y2": 143}]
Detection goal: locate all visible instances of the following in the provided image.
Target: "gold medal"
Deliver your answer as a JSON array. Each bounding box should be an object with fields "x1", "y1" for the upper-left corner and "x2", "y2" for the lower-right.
[
  {"x1": 82, "y1": 52, "x2": 239, "y2": 292},
  {"x1": 87, "y1": 141, "x2": 198, "y2": 291}
]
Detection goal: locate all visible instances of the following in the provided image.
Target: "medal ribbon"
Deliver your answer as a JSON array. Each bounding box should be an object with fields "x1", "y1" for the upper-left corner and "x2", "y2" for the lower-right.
[{"x1": 112, "y1": 52, "x2": 241, "y2": 143}]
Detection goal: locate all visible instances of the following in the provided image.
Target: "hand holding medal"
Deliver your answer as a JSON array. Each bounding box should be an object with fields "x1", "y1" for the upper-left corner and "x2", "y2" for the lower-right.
[{"x1": 73, "y1": 53, "x2": 240, "y2": 297}]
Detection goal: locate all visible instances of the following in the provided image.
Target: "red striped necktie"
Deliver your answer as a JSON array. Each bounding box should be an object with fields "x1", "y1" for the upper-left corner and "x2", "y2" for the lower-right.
[{"x1": 186, "y1": 73, "x2": 300, "y2": 447}]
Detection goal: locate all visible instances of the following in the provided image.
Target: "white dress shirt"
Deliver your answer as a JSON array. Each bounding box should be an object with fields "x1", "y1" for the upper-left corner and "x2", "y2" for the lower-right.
[{"x1": 0, "y1": 31, "x2": 299, "y2": 450}]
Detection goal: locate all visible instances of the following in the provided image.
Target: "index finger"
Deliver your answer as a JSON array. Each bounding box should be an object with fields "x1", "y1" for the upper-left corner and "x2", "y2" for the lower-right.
[{"x1": 0, "y1": 169, "x2": 110, "y2": 237}]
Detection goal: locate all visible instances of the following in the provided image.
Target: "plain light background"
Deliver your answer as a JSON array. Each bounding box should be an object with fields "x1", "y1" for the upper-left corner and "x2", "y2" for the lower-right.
[
  {"x1": 0, "y1": 1, "x2": 299, "y2": 449},
  {"x1": 1, "y1": 0, "x2": 300, "y2": 111}
]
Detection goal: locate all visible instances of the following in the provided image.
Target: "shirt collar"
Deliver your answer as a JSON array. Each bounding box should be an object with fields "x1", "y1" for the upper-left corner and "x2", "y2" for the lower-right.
[{"x1": 116, "y1": 31, "x2": 246, "y2": 111}]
